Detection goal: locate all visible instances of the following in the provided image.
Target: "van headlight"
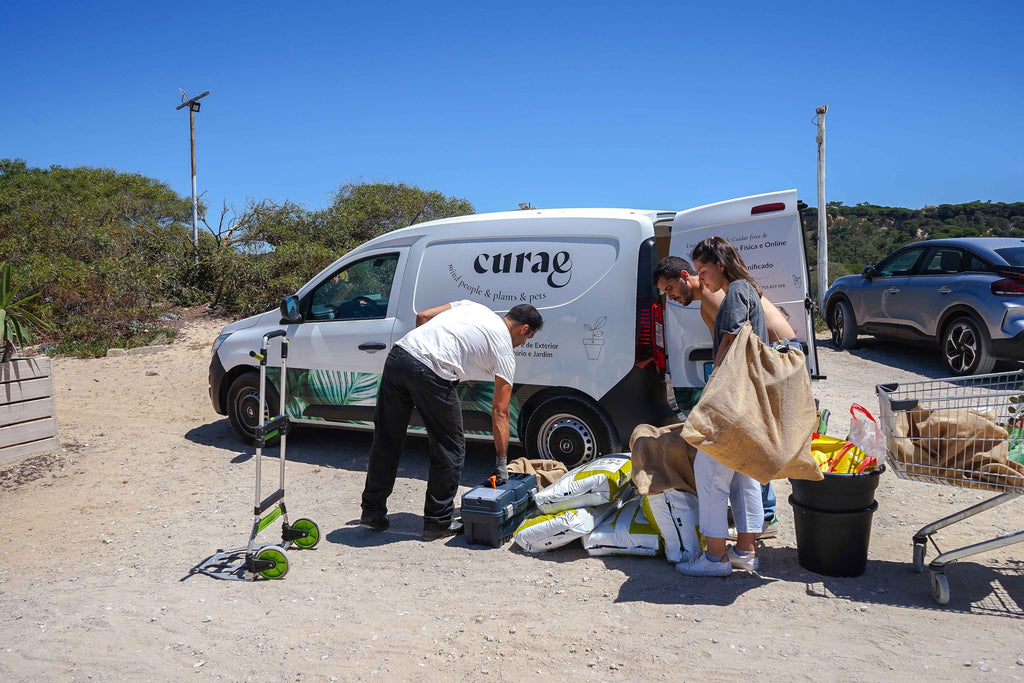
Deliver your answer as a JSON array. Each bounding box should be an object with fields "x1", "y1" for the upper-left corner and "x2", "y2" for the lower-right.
[{"x1": 212, "y1": 332, "x2": 231, "y2": 356}]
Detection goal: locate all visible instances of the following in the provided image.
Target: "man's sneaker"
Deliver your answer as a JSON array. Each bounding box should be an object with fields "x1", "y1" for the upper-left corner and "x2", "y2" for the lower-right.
[
  {"x1": 422, "y1": 518, "x2": 464, "y2": 541},
  {"x1": 675, "y1": 551, "x2": 732, "y2": 577},
  {"x1": 726, "y1": 545, "x2": 760, "y2": 572},
  {"x1": 360, "y1": 514, "x2": 389, "y2": 531},
  {"x1": 759, "y1": 516, "x2": 779, "y2": 539}
]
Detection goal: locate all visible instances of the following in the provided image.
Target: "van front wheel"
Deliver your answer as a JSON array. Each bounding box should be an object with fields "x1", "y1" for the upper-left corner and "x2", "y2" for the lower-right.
[
  {"x1": 227, "y1": 372, "x2": 280, "y2": 446},
  {"x1": 525, "y1": 398, "x2": 620, "y2": 469}
]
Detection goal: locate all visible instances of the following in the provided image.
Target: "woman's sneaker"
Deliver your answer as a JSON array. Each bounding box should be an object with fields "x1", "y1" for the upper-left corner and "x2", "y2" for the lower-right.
[
  {"x1": 726, "y1": 546, "x2": 760, "y2": 572},
  {"x1": 676, "y1": 552, "x2": 732, "y2": 577}
]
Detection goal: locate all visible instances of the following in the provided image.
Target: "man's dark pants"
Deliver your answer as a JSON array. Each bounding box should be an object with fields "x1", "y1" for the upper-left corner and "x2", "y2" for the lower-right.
[{"x1": 361, "y1": 345, "x2": 465, "y2": 526}]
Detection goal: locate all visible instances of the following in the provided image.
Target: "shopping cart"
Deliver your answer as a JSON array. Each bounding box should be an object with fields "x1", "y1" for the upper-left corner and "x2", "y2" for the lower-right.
[
  {"x1": 876, "y1": 370, "x2": 1024, "y2": 605},
  {"x1": 196, "y1": 330, "x2": 321, "y2": 580}
]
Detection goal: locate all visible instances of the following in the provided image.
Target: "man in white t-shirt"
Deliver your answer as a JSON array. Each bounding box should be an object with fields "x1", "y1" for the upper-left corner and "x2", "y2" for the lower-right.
[{"x1": 360, "y1": 301, "x2": 543, "y2": 540}]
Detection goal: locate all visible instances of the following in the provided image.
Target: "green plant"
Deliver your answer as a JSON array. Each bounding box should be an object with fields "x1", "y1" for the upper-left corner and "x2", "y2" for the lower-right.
[{"x1": 0, "y1": 262, "x2": 49, "y2": 361}]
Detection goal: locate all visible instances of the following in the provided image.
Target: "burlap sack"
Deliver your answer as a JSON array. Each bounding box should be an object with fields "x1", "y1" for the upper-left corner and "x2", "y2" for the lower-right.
[
  {"x1": 506, "y1": 457, "x2": 569, "y2": 490},
  {"x1": 680, "y1": 322, "x2": 821, "y2": 484},
  {"x1": 628, "y1": 423, "x2": 698, "y2": 496},
  {"x1": 910, "y1": 408, "x2": 1008, "y2": 467}
]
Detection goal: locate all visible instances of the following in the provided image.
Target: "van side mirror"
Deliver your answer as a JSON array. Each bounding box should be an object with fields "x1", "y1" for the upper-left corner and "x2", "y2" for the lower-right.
[
  {"x1": 280, "y1": 295, "x2": 302, "y2": 323},
  {"x1": 861, "y1": 266, "x2": 876, "y2": 279}
]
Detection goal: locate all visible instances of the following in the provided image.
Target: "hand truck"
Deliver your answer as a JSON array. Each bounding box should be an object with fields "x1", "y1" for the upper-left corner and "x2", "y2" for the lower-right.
[
  {"x1": 876, "y1": 370, "x2": 1024, "y2": 605},
  {"x1": 197, "y1": 330, "x2": 321, "y2": 580}
]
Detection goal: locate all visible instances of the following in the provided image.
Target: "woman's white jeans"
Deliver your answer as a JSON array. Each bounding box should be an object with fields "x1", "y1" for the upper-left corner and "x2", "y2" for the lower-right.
[{"x1": 694, "y1": 449, "x2": 764, "y2": 538}]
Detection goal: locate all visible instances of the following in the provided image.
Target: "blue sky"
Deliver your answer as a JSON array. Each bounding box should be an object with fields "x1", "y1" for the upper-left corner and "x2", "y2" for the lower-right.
[{"x1": 3, "y1": 1, "x2": 1022, "y2": 218}]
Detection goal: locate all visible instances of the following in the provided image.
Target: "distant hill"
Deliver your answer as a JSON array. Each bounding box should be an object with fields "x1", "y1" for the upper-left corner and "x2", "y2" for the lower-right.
[{"x1": 800, "y1": 200, "x2": 1024, "y2": 283}]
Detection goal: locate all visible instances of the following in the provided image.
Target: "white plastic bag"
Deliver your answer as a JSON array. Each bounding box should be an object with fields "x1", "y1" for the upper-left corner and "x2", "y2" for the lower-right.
[
  {"x1": 642, "y1": 490, "x2": 703, "y2": 564},
  {"x1": 583, "y1": 496, "x2": 662, "y2": 557},
  {"x1": 533, "y1": 454, "x2": 632, "y2": 514},
  {"x1": 513, "y1": 502, "x2": 619, "y2": 553},
  {"x1": 848, "y1": 404, "x2": 886, "y2": 464}
]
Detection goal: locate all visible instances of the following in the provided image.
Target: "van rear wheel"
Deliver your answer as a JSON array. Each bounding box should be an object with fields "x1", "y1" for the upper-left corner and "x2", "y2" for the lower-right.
[{"x1": 525, "y1": 397, "x2": 620, "y2": 469}]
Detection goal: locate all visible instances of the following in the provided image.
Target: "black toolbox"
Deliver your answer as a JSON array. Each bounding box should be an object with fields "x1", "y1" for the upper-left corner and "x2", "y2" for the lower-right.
[{"x1": 460, "y1": 472, "x2": 539, "y2": 547}]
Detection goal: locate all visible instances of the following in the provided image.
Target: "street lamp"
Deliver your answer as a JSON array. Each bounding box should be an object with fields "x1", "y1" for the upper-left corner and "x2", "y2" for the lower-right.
[{"x1": 176, "y1": 89, "x2": 209, "y2": 265}]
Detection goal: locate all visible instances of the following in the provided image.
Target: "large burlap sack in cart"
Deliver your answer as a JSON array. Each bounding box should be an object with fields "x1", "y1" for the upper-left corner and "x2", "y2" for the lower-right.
[
  {"x1": 628, "y1": 422, "x2": 698, "y2": 496},
  {"x1": 643, "y1": 490, "x2": 703, "y2": 564},
  {"x1": 680, "y1": 323, "x2": 822, "y2": 484},
  {"x1": 583, "y1": 495, "x2": 662, "y2": 557},
  {"x1": 513, "y1": 502, "x2": 620, "y2": 553},
  {"x1": 533, "y1": 455, "x2": 633, "y2": 514},
  {"x1": 910, "y1": 408, "x2": 1008, "y2": 467}
]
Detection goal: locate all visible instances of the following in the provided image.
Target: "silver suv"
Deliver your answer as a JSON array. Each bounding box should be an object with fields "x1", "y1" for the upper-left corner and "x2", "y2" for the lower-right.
[{"x1": 824, "y1": 237, "x2": 1024, "y2": 375}]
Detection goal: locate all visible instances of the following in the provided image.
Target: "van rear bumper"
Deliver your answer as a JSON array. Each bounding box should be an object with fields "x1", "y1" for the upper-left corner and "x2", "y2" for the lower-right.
[{"x1": 599, "y1": 367, "x2": 679, "y2": 443}]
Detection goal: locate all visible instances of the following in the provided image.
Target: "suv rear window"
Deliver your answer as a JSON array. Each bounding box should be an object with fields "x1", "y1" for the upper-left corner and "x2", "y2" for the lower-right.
[{"x1": 993, "y1": 246, "x2": 1024, "y2": 267}]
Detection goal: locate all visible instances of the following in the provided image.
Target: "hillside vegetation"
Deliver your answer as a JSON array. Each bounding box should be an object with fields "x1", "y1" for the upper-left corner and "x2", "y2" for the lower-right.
[{"x1": 1, "y1": 158, "x2": 1021, "y2": 355}]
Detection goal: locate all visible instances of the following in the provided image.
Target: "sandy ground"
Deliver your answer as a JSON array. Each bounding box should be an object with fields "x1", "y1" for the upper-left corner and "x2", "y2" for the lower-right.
[{"x1": 2, "y1": 311, "x2": 1024, "y2": 681}]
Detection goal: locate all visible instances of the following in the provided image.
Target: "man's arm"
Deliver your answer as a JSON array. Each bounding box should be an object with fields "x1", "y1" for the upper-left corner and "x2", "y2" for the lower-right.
[
  {"x1": 490, "y1": 376, "x2": 512, "y2": 481},
  {"x1": 760, "y1": 297, "x2": 796, "y2": 342},
  {"x1": 415, "y1": 303, "x2": 452, "y2": 327}
]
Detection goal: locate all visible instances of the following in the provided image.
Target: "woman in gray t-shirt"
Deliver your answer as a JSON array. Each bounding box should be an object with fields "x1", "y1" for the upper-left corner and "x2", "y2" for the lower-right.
[{"x1": 676, "y1": 236, "x2": 767, "y2": 577}]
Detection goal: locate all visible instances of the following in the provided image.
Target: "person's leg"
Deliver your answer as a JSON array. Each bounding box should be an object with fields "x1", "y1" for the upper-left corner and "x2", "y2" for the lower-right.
[
  {"x1": 677, "y1": 450, "x2": 733, "y2": 576},
  {"x1": 694, "y1": 450, "x2": 731, "y2": 559},
  {"x1": 730, "y1": 473, "x2": 764, "y2": 554},
  {"x1": 408, "y1": 368, "x2": 464, "y2": 527},
  {"x1": 360, "y1": 350, "x2": 414, "y2": 520},
  {"x1": 761, "y1": 483, "x2": 776, "y2": 523}
]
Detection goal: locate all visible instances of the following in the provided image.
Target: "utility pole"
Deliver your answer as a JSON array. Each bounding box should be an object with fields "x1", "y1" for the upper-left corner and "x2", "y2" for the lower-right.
[
  {"x1": 815, "y1": 105, "x2": 828, "y2": 313},
  {"x1": 176, "y1": 89, "x2": 209, "y2": 265}
]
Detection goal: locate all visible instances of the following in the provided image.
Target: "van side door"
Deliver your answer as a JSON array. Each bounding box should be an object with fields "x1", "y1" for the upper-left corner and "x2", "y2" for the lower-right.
[
  {"x1": 284, "y1": 249, "x2": 407, "y2": 426},
  {"x1": 666, "y1": 190, "x2": 819, "y2": 385}
]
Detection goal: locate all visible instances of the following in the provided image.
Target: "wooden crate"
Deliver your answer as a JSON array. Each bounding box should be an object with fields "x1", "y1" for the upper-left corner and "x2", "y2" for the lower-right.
[{"x1": 1, "y1": 357, "x2": 59, "y2": 466}]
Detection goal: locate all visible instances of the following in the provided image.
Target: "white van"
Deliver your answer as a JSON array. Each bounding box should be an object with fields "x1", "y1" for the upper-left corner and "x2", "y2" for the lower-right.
[{"x1": 209, "y1": 190, "x2": 819, "y2": 467}]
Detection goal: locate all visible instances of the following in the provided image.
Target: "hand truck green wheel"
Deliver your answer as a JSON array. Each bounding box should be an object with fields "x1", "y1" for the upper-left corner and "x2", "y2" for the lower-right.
[
  {"x1": 288, "y1": 518, "x2": 321, "y2": 549},
  {"x1": 256, "y1": 546, "x2": 290, "y2": 580}
]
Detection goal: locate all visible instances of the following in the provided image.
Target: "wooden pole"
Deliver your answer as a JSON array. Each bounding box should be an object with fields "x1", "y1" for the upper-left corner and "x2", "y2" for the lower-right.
[{"x1": 815, "y1": 105, "x2": 828, "y2": 313}]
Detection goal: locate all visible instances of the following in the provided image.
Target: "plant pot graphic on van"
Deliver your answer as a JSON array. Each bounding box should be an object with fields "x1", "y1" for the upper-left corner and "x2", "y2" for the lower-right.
[{"x1": 583, "y1": 316, "x2": 606, "y2": 361}]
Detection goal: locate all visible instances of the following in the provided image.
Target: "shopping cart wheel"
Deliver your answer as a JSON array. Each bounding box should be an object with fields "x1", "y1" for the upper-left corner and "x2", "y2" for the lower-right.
[
  {"x1": 912, "y1": 542, "x2": 927, "y2": 573},
  {"x1": 930, "y1": 570, "x2": 950, "y2": 606},
  {"x1": 256, "y1": 546, "x2": 290, "y2": 580},
  {"x1": 289, "y1": 518, "x2": 321, "y2": 549}
]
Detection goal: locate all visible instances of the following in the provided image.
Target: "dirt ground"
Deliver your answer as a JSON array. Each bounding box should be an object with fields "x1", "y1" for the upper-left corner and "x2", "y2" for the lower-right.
[{"x1": 2, "y1": 310, "x2": 1023, "y2": 681}]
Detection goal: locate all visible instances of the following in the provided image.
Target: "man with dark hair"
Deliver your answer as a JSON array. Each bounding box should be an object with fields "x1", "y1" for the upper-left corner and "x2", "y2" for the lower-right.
[
  {"x1": 360, "y1": 300, "x2": 543, "y2": 540},
  {"x1": 654, "y1": 256, "x2": 789, "y2": 538}
]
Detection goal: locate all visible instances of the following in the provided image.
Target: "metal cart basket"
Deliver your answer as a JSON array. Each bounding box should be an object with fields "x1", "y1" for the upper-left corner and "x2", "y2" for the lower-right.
[{"x1": 876, "y1": 370, "x2": 1024, "y2": 605}]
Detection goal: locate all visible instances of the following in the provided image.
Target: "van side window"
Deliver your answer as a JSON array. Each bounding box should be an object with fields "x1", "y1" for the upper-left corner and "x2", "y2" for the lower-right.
[{"x1": 308, "y1": 253, "x2": 400, "y2": 321}]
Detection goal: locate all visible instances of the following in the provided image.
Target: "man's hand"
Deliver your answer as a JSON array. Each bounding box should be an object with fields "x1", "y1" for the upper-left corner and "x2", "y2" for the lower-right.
[{"x1": 491, "y1": 456, "x2": 509, "y2": 486}]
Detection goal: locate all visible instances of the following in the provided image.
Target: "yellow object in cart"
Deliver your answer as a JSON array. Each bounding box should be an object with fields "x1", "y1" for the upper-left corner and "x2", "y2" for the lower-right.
[{"x1": 811, "y1": 434, "x2": 872, "y2": 473}]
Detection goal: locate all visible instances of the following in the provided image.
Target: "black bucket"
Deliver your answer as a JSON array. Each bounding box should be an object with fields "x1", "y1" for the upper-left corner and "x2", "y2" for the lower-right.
[
  {"x1": 789, "y1": 496, "x2": 877, "y2": 577},
  {"x1": 789, "y1": 464, "x2": 885, "y2": 512}
]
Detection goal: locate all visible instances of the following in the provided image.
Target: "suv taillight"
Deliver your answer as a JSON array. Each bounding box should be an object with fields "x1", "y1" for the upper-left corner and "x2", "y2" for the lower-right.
[
  {"x1": 992, "y1": 272, "x2": 1024, "y2": 296},
  {"x1": 636, "y1": 296, "x2": 667, "y2": 373}
]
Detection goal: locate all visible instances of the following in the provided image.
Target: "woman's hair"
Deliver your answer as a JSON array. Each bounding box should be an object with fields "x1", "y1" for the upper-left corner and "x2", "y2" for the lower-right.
[{"x1": 690, "y1": 236, "x2": 762, "y2": 296}]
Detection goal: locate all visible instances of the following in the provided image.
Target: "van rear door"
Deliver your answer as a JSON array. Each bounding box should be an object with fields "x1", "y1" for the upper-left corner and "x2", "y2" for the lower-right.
[{"x1": 664, "y1": 190, "x2": 820, "y2": 388}]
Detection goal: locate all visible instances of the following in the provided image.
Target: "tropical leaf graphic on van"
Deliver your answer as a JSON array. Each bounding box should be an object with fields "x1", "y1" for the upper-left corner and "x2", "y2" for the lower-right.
[
  {"x1": 307, "y1": 369, "x2": 381, "y2": 405},
  {"x1": 458, "y1": 381, "x2": 522, "y2": 439}
]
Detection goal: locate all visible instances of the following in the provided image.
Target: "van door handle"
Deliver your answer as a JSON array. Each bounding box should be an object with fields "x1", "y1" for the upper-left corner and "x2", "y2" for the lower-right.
[
  {"x1": 887, "y1": 287, "x2": 901, "y2": 294},
  {"x1": 358, "y1": 342, "x2": 387, "y2": 352},
  {"x1": 937, "y1": 286, "x2": 952, "y2": 294}
]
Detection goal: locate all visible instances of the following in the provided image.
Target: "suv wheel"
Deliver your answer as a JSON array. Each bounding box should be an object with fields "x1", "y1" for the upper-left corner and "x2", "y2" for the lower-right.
[
  {"x1": 941, "y1": 315, "x2": 996, "y2": 376},
  {"x1": 830, "y1": 300, "x2": 858, "y2": 349}
]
